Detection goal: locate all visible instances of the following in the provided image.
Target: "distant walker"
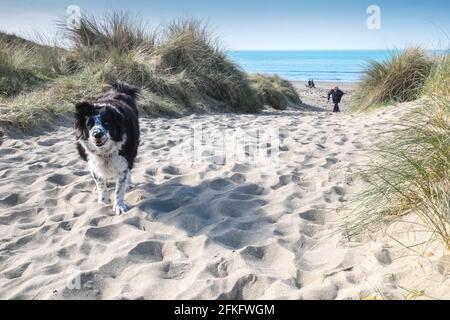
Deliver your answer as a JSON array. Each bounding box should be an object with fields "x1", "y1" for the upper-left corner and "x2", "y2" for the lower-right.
[
  {"x1": 306, "y1": 79, "x2": 316, "y2": 88},
  {"x1": 327, "y1": 86, "x2": 345, "y2": 112}
]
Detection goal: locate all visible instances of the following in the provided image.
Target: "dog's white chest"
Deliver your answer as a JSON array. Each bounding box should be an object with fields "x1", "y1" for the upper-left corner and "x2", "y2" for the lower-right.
[{"x1": 89, "y1": 153, "x2": 127, "y2": 179}]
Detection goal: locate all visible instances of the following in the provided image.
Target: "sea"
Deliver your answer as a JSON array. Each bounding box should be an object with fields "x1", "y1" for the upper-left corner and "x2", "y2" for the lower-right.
[{"x1": 227, "y1": 50, "x2": 397, "y2": 83}]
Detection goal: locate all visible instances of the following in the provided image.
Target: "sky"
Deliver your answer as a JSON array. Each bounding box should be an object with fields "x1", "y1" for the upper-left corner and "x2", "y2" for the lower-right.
[{"x1": 0, "y1": 0, "x2": 449, "y2": 50}]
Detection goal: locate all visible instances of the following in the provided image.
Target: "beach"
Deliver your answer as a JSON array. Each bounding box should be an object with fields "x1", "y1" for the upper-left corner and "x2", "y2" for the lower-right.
[
  {"x1": 292, "y1": 81, "x2": 357, "y2": 112},
  {"x1": 1, "y1": 86, "x2": 448, "y2": 299},
  {"x1": 292, "y1": 81, "x2": 358, "y2": 90},
  {"x1": 0, "y1": 0, "x2": 449, "y2": 304}
]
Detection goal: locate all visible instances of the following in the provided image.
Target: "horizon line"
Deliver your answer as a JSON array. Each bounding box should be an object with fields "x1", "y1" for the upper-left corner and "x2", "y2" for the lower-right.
[{"x1": 227, "y1": 48, "x2": 444, "y2": 52}]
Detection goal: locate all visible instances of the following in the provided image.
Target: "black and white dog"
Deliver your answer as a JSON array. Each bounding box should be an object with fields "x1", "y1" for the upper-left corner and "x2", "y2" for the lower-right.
[{"x1": 75, "y1": 82, "x2": 140, "y2": 215}]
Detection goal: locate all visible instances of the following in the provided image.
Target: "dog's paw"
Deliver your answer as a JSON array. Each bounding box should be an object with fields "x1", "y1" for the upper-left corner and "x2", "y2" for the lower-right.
[
  {"x1": 113, "y1": 201, "x2": 129, "y2": 215},
  {"x1": 98, "y1": 197, "x2": 110, "y2": 206}
]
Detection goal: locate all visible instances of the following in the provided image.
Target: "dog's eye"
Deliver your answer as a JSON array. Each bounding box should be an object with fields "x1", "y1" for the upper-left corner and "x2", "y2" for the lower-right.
[
  {"x1": 86, "y1": 118, "x2": 94, "y2": 127},
  {"x1": 103, "y1": 121, "x2": 109, "y2": 126}
]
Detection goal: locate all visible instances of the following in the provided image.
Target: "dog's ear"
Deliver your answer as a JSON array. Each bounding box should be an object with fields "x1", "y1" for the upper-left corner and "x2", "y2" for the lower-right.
[
  {"x1": 74, "y1": 102, "x2": 94, "y2": 139},
  {"x1": 75, "y1": 101, "x2": 94, "y2": 116},
  {"x1": 106, "y1": 106, "x2": 125, "y2": 141}
]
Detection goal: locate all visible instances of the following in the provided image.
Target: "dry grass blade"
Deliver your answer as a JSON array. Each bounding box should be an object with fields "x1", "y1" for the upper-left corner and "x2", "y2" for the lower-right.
[
  {"x1": 350, "y1": 48, "x2": 433, "y2": 112},
  {"x1": 1, "y1": 13, "x2": 301, "y2": 128},
  {"x1": 344, "y1": 53, "x2": 450, "y2": 250}
]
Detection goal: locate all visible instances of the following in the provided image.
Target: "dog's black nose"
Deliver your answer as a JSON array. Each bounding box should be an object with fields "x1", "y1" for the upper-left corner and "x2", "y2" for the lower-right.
[{"x1": 93, "y1": 131, "x2": 103, "y2": 139}]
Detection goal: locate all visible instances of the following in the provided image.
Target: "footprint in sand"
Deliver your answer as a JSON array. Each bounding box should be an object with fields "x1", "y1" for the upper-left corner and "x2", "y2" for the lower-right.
[
  {"x1": 299, "y1": 209, "x2": 325, "y2": 225},
  {"x1": 323, "y1": 186, "x2": 345, "y2": 203},
  {"x1": 0, "y1": 193, "x2": 21, "y2": 207},
  {"x1": 209, "y1": 178, "x2": 234, "y2": 191},
  {"x1": 128, "y1": 241, "x2": 164, "y2": 262},
  {"x1": 322, "y1": 157, "x2": 338, "y2": 168},
  {"x1": 37, "y1": 138, "x2": 59, "y2": 147},
  {"x1": 1, "y1": 99, "x2": 434, "y2": 300},
  {"x1": 46, "y1": 173, "x2": 74, "y2": 186}
]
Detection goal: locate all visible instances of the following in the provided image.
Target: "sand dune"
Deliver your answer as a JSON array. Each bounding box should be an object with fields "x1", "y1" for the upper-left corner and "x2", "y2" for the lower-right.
[{"x1": 0, "y1": 94, "x2": 449, "y2": 299}]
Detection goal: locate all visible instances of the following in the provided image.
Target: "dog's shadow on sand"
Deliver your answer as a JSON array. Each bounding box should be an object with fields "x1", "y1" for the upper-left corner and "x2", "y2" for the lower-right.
[
  {"x1": 130, "y1": 175, "x2": 281, "y2": 250},
  {"x1": 121, "y1": 105, "x2": 330, "y2": 249}
]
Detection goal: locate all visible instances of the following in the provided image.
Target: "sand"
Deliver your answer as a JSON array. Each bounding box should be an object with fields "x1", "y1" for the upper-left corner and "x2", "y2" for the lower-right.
[
  {"x1": 0, "y1": 86, "x2": 449, "y2": 300},
  {"x1": 292, "y1": 81, "x2": 357, "y2": 112}
]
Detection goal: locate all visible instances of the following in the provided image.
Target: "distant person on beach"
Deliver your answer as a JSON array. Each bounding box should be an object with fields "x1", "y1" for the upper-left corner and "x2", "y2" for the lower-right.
[
  {"x1": 327, "y1": 86, "x2": 345, "y2": 112},
  {"x1": 306, "y1": 79, "x2": 316, "y2": 88}
]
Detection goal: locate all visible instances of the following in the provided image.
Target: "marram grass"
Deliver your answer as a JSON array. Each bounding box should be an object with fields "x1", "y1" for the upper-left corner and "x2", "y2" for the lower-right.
[
  {"x1": 350, "y1": 48, "x2": 433, "y2": 112},
  {"x1": 250, "y1": 74, "x2": 302, "y2": 110},
  {"x1": 345, "y1": 53, "x2": 450, "y2": 250},
  {"x1": 0, "y1": 69, "x2": 106, "y2": 128},
  {"x1": 0, "y1": 13, "x2": 301, "y2": 128}
]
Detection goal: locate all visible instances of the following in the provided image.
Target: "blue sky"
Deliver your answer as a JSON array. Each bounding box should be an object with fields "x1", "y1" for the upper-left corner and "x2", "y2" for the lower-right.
[{"x1": 0, "y1": 0, "x2": 449, "y2": 50}]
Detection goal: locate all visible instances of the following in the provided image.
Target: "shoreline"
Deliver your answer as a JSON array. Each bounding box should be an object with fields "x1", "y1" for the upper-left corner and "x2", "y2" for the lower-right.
[
  {"x1": 292, "y1": 80, "x2": 357, "y2": 112},
  {"x1": 291, "y1": 80, "x2": 359, "y2": 90}
]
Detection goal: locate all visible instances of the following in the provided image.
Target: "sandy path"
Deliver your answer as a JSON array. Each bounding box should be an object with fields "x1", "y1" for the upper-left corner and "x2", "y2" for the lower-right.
[{"x1": 0, "y1": 103, "x2": 448, "y2": 299}]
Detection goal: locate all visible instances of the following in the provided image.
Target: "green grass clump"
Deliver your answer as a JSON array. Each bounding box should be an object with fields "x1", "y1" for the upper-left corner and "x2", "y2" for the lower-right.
[
  {"x1": 345, "y1": 53, "x2": 450, "y2": 250},
  {"x1": 0, "y1": 35, "x2": 67, "y2": 96},
  {"x1": 0, "y1": 13, "x2": 301, "y2": 128},
  {"x1": 0, "y1": 43, "x2": 46, "y2": 96},
  {"x1": 0, "y1": 69, "x2": 105, "y2": 127},
  {"x1": 0, "y1": 37, "x2": 50, "y2": 96},
  {"x1": 250, "y1": 74, "x2": 302, "y2": 110},
  {"x1": 64, "y1": 12, "x2": 155, "y2": 64},
  {"x1": 350, "y1": 48, "x2": 433, "y2": 112},
  {"x1": 422, "y1": 54, "x2": 450, "y2": 98},
  {"x1": 151, "y1": 20, "x2": 264, "y2": 112},
  {"x1": 64, "y1": 15, "x2": 269, "y2": 114}
]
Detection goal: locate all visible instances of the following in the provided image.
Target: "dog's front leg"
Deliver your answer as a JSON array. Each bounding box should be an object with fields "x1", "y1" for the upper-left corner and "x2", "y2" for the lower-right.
[
  {"x1": 91, "y1": 171, "x2": 109, "y2": 205},
  {"x1": 113, "y1": 169, "x2": 129, "y2": 215},
  {"x1": 127, "y1": 174, "x2": 135, "y2": 190}
]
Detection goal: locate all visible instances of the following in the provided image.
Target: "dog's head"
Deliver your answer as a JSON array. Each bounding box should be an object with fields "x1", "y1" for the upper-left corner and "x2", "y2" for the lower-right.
[{"x1": 75, "y1": 102, "x2": 124, "y2": 150}]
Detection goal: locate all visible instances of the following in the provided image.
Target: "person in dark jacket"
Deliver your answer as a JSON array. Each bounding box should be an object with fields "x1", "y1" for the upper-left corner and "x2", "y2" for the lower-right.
[
  {"x1": 327, "y1": 86, "x2": 345, "y2": 112},
  {"x1": 306, "y1": 79, "x2": 316, "y2": 88}
]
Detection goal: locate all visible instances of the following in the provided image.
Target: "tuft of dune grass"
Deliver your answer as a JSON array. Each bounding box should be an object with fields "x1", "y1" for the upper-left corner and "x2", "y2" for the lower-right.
[
  {"x1": 250, "y1": 74, "x2": 302, "y2": 110},
  {"x1": 350, "y1": 48, "x2": 433, "y2": 112},
  {"x1": 152, "y1": 19, "x2": 264, "y2": 113},
  {"x1": 0, "y1": 40, "x2": 46, "y2": 97},
  {"x1": 1, "y1": 13, "x2": 301, "y2": 128},
  {"x1": 344, "y1": 53, "x2": 450, "y2": 250},
  {"x1": 423, "y1": 54, "x2": 450, "y2": 98},
  {"x1": 0, "y1": 35, "x2": 69, "y2": 97},
  {"x1": 0, "y1": 70, "x2": 105, "y2": 128},
  {"x1": 64, "y1": 12, "x2": 155, "y2": 58}
]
